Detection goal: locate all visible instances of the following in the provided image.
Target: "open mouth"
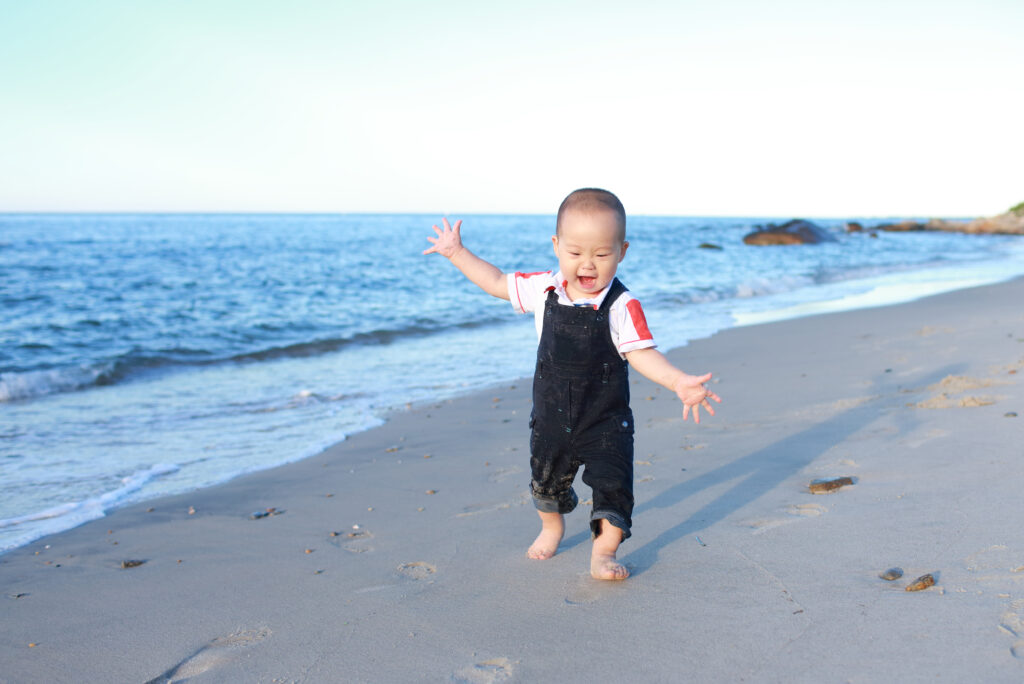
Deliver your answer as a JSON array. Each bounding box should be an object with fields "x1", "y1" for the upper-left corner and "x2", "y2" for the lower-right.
[{"x1": 578, "y1": 275, "x2": 597, "y2": 289}]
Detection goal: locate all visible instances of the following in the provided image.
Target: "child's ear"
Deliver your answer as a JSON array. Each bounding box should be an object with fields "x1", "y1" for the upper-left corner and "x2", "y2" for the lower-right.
[
  {"x1": 618, "y1": 241, "x2": 629, "y2": 262},
  {"x1": 551, "y1": 235, "x2": 559, "y2": 256}
]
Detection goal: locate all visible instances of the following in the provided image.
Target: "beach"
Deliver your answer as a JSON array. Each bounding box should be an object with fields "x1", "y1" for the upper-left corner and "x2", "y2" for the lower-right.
[{"x1": 2, "y1": 277, "x2": 1024, "y2": 682}]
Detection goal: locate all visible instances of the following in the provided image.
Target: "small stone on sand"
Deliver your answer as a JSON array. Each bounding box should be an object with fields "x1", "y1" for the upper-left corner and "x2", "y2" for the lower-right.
[
  {"x1": 905, "y1": 573, "x2": 936, "y2": 591},
  {"x1": 121, "y1": 559, "x2": 146, "y2": 569},
  {"x1": 426, "y1": 489, "x2": 437, "y2": 495},
  {"x1": 1005, "y1": 412, "x2": 1018, "y2": 417},
  {"x1": 879, "y1": 567, "x2": 904, "y2": 581},
  {"x1": 304, "y1": 549, "x2": 314, "y2": 554},
  {"x1": 808, "y1": 477, "x2": 855, "y2": 494},
  {"x1": 187, "y1": 506, "x2": 196, "y2": 515}
]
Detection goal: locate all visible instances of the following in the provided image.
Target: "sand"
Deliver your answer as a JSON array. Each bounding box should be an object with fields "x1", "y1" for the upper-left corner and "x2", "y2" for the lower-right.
[{"x1": 2, "y1": 278, "x2": 1024, "y2": 683}]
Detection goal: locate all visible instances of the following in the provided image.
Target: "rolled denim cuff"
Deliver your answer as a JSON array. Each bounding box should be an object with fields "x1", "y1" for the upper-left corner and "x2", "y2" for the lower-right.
[
  {"x1": 590, "y1": 509, "x2": 631, "y2": 541},
  {"x1": 532, "y1": 485, "x2": 578, "y2": 514}
]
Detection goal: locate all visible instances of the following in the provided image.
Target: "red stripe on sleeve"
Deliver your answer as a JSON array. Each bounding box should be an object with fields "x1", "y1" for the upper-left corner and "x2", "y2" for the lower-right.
[
  {"x1": 513, "y1": 271, "x2": 550, "y2": 313},
  {"x1": 626, "y1": 299, "x2": 653, "y2": 341}
]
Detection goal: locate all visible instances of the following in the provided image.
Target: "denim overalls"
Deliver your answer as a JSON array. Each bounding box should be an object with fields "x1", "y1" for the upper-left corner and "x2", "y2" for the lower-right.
[{"x1": 529, "y1": 278, "x2": 635, "y2": 540}]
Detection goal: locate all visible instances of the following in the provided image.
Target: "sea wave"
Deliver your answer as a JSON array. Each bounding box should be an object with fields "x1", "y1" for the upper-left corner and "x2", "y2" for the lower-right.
[
  {"x1": 0, "y1": 316, "x2": 512, "y2": 403},
  {"x1": 0, "y1": 463, "x2": 180, "y2": 552},
  {"x1": 0, "y1": 365, "x2": 111, "y2": 402}
]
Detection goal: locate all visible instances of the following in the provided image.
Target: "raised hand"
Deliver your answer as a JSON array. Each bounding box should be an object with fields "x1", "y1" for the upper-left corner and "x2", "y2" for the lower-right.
[
  {"x1": 673, "y1": 372, "x2": 722, "y2": 424},
  {"x1": 423, "y1": 217, "x2": 464, "y2": 258}
]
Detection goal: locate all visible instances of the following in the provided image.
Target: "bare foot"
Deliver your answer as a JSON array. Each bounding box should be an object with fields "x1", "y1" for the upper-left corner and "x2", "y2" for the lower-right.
[
  {"x1": 590, "y1": 519, "x2": 629, "y2": 580},
  {"x1": 590, "y1": 552, "x2": 630, "y2": 580},
  {"x1": 527, "y1": 511, "x2": 564, "y2": 560}
]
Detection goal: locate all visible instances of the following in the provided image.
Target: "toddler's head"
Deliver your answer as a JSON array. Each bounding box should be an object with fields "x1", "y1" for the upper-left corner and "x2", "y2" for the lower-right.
[
  {"x1": 552, "y1": 188, "x2": 629, "y2": 301},
  {"x1": 556, "y1": 188, "x2": 626, "y2": 244}
]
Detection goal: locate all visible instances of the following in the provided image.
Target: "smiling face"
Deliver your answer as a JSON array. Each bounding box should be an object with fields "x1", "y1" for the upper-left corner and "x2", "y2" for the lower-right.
[{"x1": 552, "y1": 206, "x2": 629, "y2": 301}]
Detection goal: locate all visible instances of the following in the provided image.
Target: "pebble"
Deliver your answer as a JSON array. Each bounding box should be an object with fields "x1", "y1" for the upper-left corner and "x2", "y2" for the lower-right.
[
  {"x1": 808, "y1": 477, "x2": 855, "y2": 494},
  {"x1": 121, "y1": 560, "x2": 146, "y2": 569},
  {"x1": 187, "y1": 506, "x2": 197, "y2": 515},
  {"x1": 425, "y1": 489, "x2": 437, "y2": 495},
  {"x1": 879, "y1": 567, "x2": 904, "y2": 581},
  {"x1": 304, "y1": 549, "x2": 314, "y2": 554},
  {"x1": 905, "y1": 573, "x2": 936, "y2": 592},
  {"x1": 1005, "y1": 412, "x2": 1018, "y2": 418}
]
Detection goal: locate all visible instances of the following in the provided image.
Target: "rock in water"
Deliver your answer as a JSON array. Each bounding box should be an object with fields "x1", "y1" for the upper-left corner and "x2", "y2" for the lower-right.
[
  {"x1": 743, "y1": 219, "x2": 838, "y2": 245},
  {"x1": 879, "y1": 567, "x2": 904, "y2": 581},
  {"x1": 905, "y1": 573, "x2": 936, "y2": 592},
  {"x1": 808, "y1": 476, "x2": 855, "y2": 494}
]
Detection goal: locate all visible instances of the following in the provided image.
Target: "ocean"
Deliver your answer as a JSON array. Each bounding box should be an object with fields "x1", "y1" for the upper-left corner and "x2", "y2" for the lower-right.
[{"x1": 3, "y1": 212, "x2": 1024, "y2": 553}]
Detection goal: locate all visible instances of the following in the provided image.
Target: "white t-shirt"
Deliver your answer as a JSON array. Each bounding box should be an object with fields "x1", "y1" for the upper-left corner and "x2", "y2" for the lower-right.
[{"x1": 506, "y1": 270, "x2": 657, "y2": 359}]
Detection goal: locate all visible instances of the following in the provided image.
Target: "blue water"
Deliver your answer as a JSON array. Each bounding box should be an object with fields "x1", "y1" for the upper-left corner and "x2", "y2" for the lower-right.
[{"x1": 3, "y1": 213, "x2": 1024, "y2": 553}]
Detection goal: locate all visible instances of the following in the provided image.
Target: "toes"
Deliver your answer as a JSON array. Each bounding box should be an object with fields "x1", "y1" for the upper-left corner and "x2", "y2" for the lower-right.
[{"x1": 526, "y1": 546, "x2": 555, "y2": 560}]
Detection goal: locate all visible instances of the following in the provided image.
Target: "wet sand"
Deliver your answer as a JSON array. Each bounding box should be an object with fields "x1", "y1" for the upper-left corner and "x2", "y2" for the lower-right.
[{"x1": 2, "y1": 278, "x2": 1024, "y2": 683}]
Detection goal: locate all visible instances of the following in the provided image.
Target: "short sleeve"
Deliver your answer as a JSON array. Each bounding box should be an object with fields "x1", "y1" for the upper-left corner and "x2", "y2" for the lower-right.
[
  {"x1": 508, "y1": 271, "x2": 554, "y2": 314},
  {"x1": 612, "y1": 293, "x2": 657, "y2": 355}
]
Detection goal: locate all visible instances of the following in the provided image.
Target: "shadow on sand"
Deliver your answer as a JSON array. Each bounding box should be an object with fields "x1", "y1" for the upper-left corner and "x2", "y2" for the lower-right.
[{"x1": 615, "y1": 365, "x2": 960, "y2": 577}]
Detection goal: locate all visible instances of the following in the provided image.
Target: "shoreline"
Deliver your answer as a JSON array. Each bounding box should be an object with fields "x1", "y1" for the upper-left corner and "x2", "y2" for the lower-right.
[
  {"x1": 5, "y1": 262, "x2": 1024, "y2": 558},
  {"x1": 3, "y1": 277, "x2": 1024, "y2": 681}
]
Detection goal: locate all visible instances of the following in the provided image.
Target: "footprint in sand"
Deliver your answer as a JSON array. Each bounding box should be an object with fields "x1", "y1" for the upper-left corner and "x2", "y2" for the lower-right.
[
  {"x1": 911, "y1": 374, "x2": 1006, "y2": 409},
  {"x1": 451, "y1": 656, "x2": 515, "y2": 683},
  {"x1": 144, "y1": 627, "x2": 270, "y2": 684},
  {"x1": 965, "y1": 544, "x2": 1022, "y2": 579},
  {"x1": 457, "y1": 492, "x2": 530, "y2": 518},
  {"x1": 397, "y1": 561, "x2": 436, "y2": 580},
  {"x1": 328, "y1": 529, "x2": 375, "y2": 553},
  {"x1": 1000, "y1": 600, "x2": 1024, "y2": 659},
  {"x1": 487, "y1": 466, "x2": 522, "y2": 483},
  {"x1": 743, "y1": 503, "x2": 827, "y2": 534}
]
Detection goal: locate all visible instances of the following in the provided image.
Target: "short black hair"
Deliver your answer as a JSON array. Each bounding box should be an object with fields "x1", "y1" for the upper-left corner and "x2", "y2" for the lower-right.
[{"x1": 556, "y1": 188, "x2": 626, "y2": 242}]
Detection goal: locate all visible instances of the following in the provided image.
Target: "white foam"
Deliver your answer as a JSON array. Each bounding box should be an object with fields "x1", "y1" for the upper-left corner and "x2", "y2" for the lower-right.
[
  {"x1": 0, "y1": 463, "x2": 179, "y2": 552},
  {"x1": 0, "y1": 365, "x2": 105, "y2": 403},
  {"x1": 732, "y1": 260, "x2": 1023, "y2": 328}
]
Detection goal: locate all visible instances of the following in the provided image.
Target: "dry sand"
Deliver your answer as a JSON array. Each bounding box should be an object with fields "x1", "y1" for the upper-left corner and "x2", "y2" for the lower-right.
[{"x1": 3, "y1": 278, "x2": 1024, "y2": 683}]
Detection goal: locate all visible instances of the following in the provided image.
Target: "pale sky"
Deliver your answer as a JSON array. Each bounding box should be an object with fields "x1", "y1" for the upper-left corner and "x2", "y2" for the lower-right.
[{"x1": 1, "y1": 0, "x2": 1021, "y2": 217}]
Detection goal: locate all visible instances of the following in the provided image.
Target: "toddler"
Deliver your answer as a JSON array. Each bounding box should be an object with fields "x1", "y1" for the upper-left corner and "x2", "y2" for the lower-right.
[{"x1": 424, "y1": 188, "x2": 721, "y2": 580}]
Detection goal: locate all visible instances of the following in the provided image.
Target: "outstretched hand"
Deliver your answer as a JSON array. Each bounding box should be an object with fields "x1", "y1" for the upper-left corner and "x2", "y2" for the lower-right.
[
  {"x1": 673, "y1": 372, "x2": 722, "y2": 424},
  {"x1": 423, "y1": 217, "x2": 464, "y2": 258}
]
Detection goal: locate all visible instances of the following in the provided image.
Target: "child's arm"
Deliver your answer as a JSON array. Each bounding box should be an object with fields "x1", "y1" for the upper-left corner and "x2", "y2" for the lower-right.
[
  {"x1": 624, "y1": 347, "x2": 722, "y2": 424},
  {"x1": 423, "y1": 218, "x2": 510, "y2": 301}
]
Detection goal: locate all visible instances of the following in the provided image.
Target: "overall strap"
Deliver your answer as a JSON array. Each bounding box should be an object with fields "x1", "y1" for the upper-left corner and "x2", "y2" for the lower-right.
[{"x1": 598, "y1": 278, "x2": 627, "y2": 313}]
